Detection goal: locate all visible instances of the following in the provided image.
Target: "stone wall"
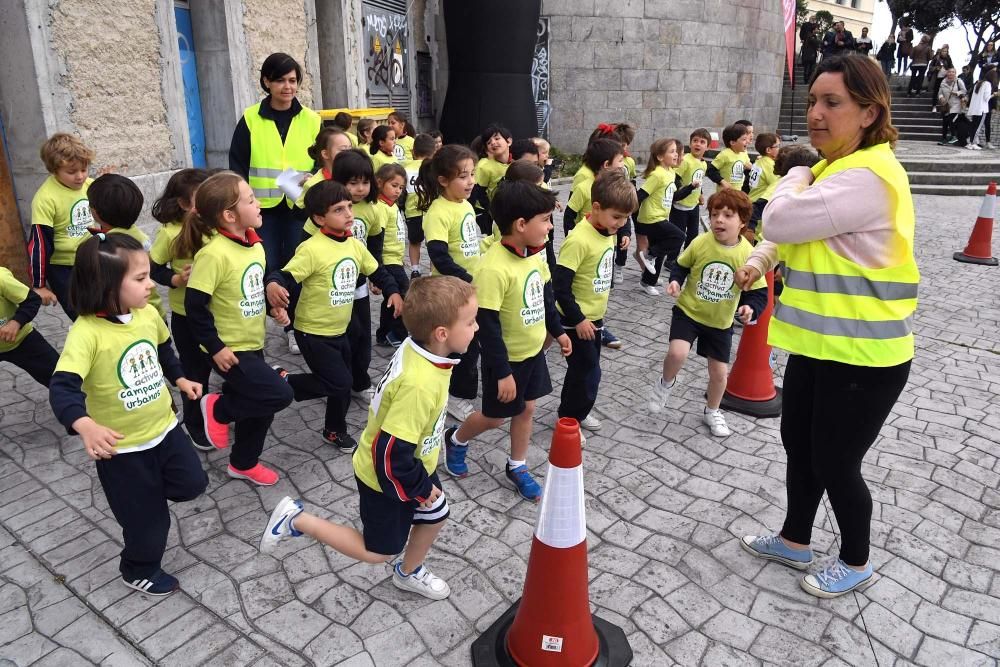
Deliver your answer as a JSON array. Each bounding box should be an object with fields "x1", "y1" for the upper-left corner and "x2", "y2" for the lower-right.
[
  {"x1": 542, "y1": 0, "x2": 786, "y2": 158},
  {"x1": 241, "y1": 0, "x2": 316, "y2": 108}
]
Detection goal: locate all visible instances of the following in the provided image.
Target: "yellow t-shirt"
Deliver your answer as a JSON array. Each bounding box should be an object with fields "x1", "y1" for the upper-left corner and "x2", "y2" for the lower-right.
[
  {"x1": 377, "y1": 199, "x2": 407, "y2": 266},
  {"x1": 55, "y1": 305, "x2": 176, "y2": 450},
  {"x1": 475, "y1": 157, "x2": 509, "y2": 201},
  {"x1": 371, "y1": 150, "x2": 398, "y2": 173},
  {"x1": 676, "y1": 232, "x2": 767, "y2": 330},
  {"x1": 556, "y1": 221, "x2": 615, "y2": 321},
  {"x1": 402, "y1": 159, "x2": 424, "y2": 220},
  {"x1": 346, "y1": 131, "x2": 359, "y2": 147},
  {"x1": 675, "y1": 153, "x2": 707, "y2": 210},
  {"x1": 282, "y1": 232, "x2": 379, "y2": 337},
  {"x1": 106, "y1": 227, "x2": 165, "y2": 319},
  {"x1": 186, "y1": 232, "x2": 266, "y2": 352},
  {"x1": 354, "y1": 339, "x2": 452, "y2": 492},
  {"x1": 0, "y1": 268, "x2": 34, "y2": 353},
  {"x1": 474, "y1": 243, "x2": 550, "y2": 362},
  {"x1": 571, "y1": 164, "x2": 595, "y2": 191},
  {"x1": 638, "y1": 166, "x2": 677, "y2": 224},
  {"x1": 149, "y1": 221, "x2": 204, "y2": 317},
  {"x1": 295, "y1": 170, "x2": 327, "y2": 209},
  {"x1": 422, "y1": 198, "x2": 481, "y2": 275},
  {"x1": 712, "y1": 148, "x2": 751, "y2": 187},
  {"x1": 31, "y1": 175, "x2": 95, "y2": 266},
  {"x1": 567, "y1": 172, "x2": 595, "y2": 217},
  {"x1": 748, "y1": 156, "x2": 777, "y2": 203},
  {"x1": 393, "y1": 136, "x2": 414, "y2": 162},
  {"x1": 350, "y1": 200, "x2": 385, "y2": 248},
  {"x1": 623, "y1": 156, "x2": 637, "y2": 180}
]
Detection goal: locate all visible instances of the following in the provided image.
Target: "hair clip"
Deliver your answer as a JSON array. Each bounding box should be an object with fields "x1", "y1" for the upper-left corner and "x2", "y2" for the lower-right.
[{"x1": 96, "y1": 232, "x2": 107, "y2": 242}]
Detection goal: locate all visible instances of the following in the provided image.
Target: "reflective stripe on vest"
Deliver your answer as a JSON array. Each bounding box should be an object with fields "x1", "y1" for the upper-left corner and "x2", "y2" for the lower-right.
[
  {"x1": 769, "y1": 143, "x2": 919, "y2": 367},
  {"x1": 244, "y1": 102, "x2": 321, "y2": 208}
]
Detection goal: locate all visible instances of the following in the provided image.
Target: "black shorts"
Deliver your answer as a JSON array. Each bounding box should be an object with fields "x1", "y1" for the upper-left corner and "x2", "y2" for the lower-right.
[
  {"x1": 406, "y1": 215, "x2": 424, "y2": 244},
  {"x1": 668, "y1": 305, "x2": 734, "y2": 363},
  {"x1": 482, "y1": 350, "x2": 552, "y2": 419},
  {"x1": 356, "y1": 472, "x2": 449, "y2": 556}
]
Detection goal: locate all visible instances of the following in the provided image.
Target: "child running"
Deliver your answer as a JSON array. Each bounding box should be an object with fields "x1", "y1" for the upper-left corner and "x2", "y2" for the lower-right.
[
  {"x1": 470, "y1": 123, "x2": 513, "y2": 234},
  {"x1": 443, "y1": 180, "x2": 571, "y2": 502},
  {"x1": 562, "y1": 138, "x2": 625, "y2": 235},
  {"x1": 149, "y1": 168, "x2": 214, "y2": 449},
  {"x1": 49, "y1": 234, "x2": 207, "y2": 596},
  {"x1": 748, "y1": 133, "x2": 781, "y2": 237},
  {"x1": 670, "y1": 128, "x2": 710, "y2": 248},
  {"x1": 635, "y1": 138, "x2": 688, "y2": 296},
  {"x1": 261, "y1": 276, "x2": 478, "y2": 601},
  {"x1": 707, "y1": 123, "x2": 752, "y2": 191},
  {"x1": 648, "y1": 189, "x2": 768, "y2": 437},
  {"x1": 402, "y1": 134, "x2": 437, "y2": 278},
  {"x1": 266, "y1": 180, "x2": 401, "y2": 453},
  {"x1": 27, "y1": 133, "x2": 97, "y2": 320},
  {"x1": 184, "y1": 172, "x2": 294, "y2": 486},
  {"x1": 296, "y1": 127, "x2": 354, "y2": 209},
  {"x1": 0, "y1": 266, "x2": 59, "y2": 387},
  {"x1": 373, "y1": 163, "x2": 410, "y2": 347}
]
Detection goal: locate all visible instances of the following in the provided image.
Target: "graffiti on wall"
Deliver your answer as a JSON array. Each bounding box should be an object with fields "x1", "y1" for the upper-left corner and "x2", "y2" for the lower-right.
[
  {"x1": 362, "y1": 3, "x2": 408, "y2": 111},
  {"x1": 532, "y1": 18, "x2": 550, "y2": 138}
]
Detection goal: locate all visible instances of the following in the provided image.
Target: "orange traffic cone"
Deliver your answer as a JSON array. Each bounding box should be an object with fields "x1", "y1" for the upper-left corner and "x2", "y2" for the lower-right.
[
  {"x1": 720, "y1": 270, "x2": 783, "y2": 418},
  {"x1": 954, "y1": 181, "x2": 998, "y2": 266},
  {"x1": 471, "y1": 418, "x2": 632, "y2": 667}
]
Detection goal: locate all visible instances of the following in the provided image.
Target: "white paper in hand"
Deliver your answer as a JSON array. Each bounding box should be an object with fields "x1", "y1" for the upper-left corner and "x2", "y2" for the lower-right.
[{"x1": 276, "y1": 168, "x2": 305, "y2": 201}]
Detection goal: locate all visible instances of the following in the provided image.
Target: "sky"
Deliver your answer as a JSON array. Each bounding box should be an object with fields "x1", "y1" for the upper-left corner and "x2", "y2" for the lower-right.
[{"x1": 869, "y1": 1, "x2": 981, "y2": 67}]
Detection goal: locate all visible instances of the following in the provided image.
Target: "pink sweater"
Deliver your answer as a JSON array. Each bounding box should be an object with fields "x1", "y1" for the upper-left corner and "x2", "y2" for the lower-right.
[{"x1": 746, "y1": 165, "x2": 910, "y2": 275}]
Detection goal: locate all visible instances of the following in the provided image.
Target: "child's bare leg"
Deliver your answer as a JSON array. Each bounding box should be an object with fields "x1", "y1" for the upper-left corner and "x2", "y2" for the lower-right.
[
  {"x1": 408, "y1": 243, "x2": 421, "y2": 269},
  {"x1": 661, "y1": 339, "x2": 692, "y2": 382},
  {"x1": 292, "y1": 512, "x2": 391, "y2": 564},
  {"x1": 400, "y1": 520, "x2": 446, "y2": 573},
  {"x1": 635, "y1": 234, "x2": 649, "y2": 254},
  {"x1": 455, "y1": 411, "x2": 504, "y2": 443},
  {"x1": 706, "y1": 359, "x2": 728, "y2": 410},
  {"x1": 509, "y1": 400, "x2": 536, "y2": 461}
]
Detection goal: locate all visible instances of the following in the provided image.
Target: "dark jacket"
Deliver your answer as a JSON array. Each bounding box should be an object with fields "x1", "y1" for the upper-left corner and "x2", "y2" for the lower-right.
[{"x1": 822, "y1": 30, "x2": 856, "y2": 57}]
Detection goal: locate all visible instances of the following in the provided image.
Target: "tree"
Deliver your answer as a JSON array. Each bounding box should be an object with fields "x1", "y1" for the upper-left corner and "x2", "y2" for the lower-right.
[
  {"x1": 795, "y1": 0, "x2": 809, "y2": 26},
  {"x1": 813, "y1": 10, "x2": 834, "y2": 38},
  {"x1": 955, "y1": 0, "x2": 1000, "y2": 69},
  {"x1": 880, "y1": 0, "x2": 954, "y2": 39}
]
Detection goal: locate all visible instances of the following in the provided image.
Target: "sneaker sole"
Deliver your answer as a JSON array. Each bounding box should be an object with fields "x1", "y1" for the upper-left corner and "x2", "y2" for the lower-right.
[
  {"x1": 260, "y1": 496, "x2": 298, "y2": 553},
  {"x1": 227, "y1": 467, "x2": 279, "y2": 486},
  {"x1": 392, "y1": 574, "x2": 451, "y2": 600},
  {"x1": 739, "y1": 537, "x2": 813, "y2": 571},
  {"x1": 603, "y1": 341, "x2": 623, "y2": 350},
  {"x1": 122, "y1": 578, "x2": 177, "y2": 596},
  {"x1": 799, "y1": 571, "x2": 877, "y2": 598},
  {"x1": 505, "y1": 476, "x2": 541, "y2": 503}
]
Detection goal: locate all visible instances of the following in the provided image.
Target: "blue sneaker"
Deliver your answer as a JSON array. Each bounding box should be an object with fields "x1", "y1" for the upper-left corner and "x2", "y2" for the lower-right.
[
  {"x1": 601, "y1": 328, "x2": 622, "y2": 350},
  {"x1": 800, "y1": 559, "x2": 875, "y2": 598},
  {"x1": 506, "y1": 463, "x2": 542, "y2": 502},
  {"x1": 740, "y1": 534, "x2": 814, "y2": 570},
  {"x1": 385, "y1": 331, "x2": 405, "y2": 348},
  {"x1": 443, "y1": 427, "x2": 469, "y2": 478},
  {"x1": 122, "y1": 569, "x2": 179, "y2": 596},
  {"x1": 260, "y1": 496, "x2": 304, "y2": 553}
]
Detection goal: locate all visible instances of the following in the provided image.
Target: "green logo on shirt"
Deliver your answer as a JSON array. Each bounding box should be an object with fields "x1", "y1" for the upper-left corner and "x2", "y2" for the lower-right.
[
  {"x1": 352, "y1": 218, "x2": 369, "y2": 245},
  {"x1": 116, "y1": 339, "x2": 163, "y2": 411},
  {"x1": 330, "y1": 258, "x2": 359, "y2": 306},
  {"x1": 594, "y1": 249, "x2": 613, "y2": 293},
  {"x1": 68, "y1": 199, "x2": 94, "y2": 238},
  {"x1": 420, "y1": 408, "x2": 446, "y2": 457},
  {"x1": 395, "y1": 209, "x2": 406, "y2": 243},
  {"x1": 459, "y1": 213, "x2": 480, "y2": 257},
  {"x1": 240, "y1": 262, "x2": 266, "y2": 317},
  {"x1": 730, "y1": 161, "x2": 745, "y2": 183},
  {"x1": 521, "y1": 269, "x2": 545, "y2": 326},
  {"x1": 696, "y1": 261, "x2": 736, "y2": 303}
]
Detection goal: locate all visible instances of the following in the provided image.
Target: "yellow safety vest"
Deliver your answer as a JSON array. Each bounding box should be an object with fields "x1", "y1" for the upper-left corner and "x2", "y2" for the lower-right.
[
  {"x1": 770, "y1": 142, "x2": 918, "y2": 367},
  {"x1": 244, "y1": 102, "x2": 321, "y2": 208}
]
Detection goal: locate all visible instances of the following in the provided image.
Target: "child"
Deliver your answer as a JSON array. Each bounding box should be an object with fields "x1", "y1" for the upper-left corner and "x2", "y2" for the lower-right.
[
  {"x1": 265, "y1": 180, "x2": 402, "y2": 452},
  {"x1": 563, "y1": 138, "x2": 625, "y2": 235},
  {"x1": 332, "y1": 111, "x2": 359, "y2": 147},
  {"x1": 755, "y1": 146, "x2": 820, "y2": 242},
  {"x1": 369, "y1": 125, "x2": 399, "y2": 172},
  {"x1": 296, "y1": 127, "x2": 354, "y2": 209},
  {"x1": 403, "y1": 134, "x2": 436, "y2": 278},
  {"x1": 510, "y1": 138, "x2": 540, "y2": 163},
  {"x1": 357, "y1": 118, "x2": 377, "y2": 148},
  {"x1": 86, "y1": 174, "x2": 166, "y2": 319},
  {"x1": 417, "y1": 144, "x2": 482, "y2": 421},
  {"x1": 648, "y1": 189, "x2": 768, "y2": 437},
  {"x1": 261, "y1": 276, "x2": 478, "y2": 601},
  {"x1": 428, "y1": 130, "x2": 444, "y2": 154},
  {"x1": 49, "y1": 234, "x2": 207, "y2": 595},
  {"x1": 747, "y1": 133, "x2": 781, "y2": 236},
  {"x1": 635, "y1": 138, "x2": 688, "y2": 296},
  {"x1": 531, "y1": 137, "x2": 553, "y2": 183},
  {"x1": 184, "y1": 172, "x2": 294, "y2": 486},
  {"x1": 27, "y1": 133, "x2": 97, "y2": 320},
  {"x1": 670, "y1": 128, "x2": 710, "y2": 248},
  {"x1": 388, "y1": 111, "x2": 416, "y2": 161},
  {"x1": 149, "y1": 168, "x2": 214, "y2": 449},
  {"x1": 374, "y1": 163, "x2": 410, "y2": 347},
  {"x1": 735, "y1": 119, "x2": 755, "y2": 148},
  {"x1": 707, "y1": 124, "x2": 752, "y2": 191},
  {"x1": 554, "y1": 170, "x2": 636, "y2": 433},
  {"x1": 480, "y1": 161, "x2": 546, "y2": 252},
  {"x1": 0, "y1": 266, "x2": 59, "y2": 387},
  {"x1": 471, "y1": 123, "x2": 513, "y2": 234},
  {"x1": 443, "y1": 181, "x2": 571, "y2": 502}
]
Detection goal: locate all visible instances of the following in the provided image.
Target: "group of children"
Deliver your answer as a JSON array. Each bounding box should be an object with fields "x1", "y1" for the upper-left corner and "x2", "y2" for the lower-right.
[{"x1": 1, "y1": 113, "x2": 820, "y2": 602}]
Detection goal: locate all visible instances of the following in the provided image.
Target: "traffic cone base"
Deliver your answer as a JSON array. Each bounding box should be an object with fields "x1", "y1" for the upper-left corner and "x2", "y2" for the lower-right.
[
  {"x1": 953, "y1": 251, "x2": 998, "y2": 266},
  {"x1": 954, "y1": 181, "x2": 997, "y2": 265},
  {"x1": 722, "y1": 384, "x2": 783, "y2": 418}
]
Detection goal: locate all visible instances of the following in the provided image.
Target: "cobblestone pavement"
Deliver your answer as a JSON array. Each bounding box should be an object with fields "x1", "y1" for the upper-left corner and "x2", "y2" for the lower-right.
[{"x1": 1, "y1": 185, "x2": 999, "y2": 666}]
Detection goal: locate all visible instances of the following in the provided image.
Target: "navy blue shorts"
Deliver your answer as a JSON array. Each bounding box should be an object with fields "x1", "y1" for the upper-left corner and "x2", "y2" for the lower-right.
[
  {"x1": 356, "y1": 472, "x2": 449, "y2": 556},
  {"x1": 669, "y1": 305, "x2": 734, "y2": 363},
  {"x1": 481, "y1": 350, "x2": 552, "y2": 419}
]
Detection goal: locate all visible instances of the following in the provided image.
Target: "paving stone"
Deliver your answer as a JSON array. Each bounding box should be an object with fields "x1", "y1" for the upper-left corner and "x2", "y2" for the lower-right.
[
  {"x1": 857, "y1": 602, "x2": 923, "y2": 659},
  {"x1": 702, "y1": 607, "x2": 764, "y2": 651},
  {"x1": 256, "y1": 599, "x2": 331, "y2": 647},
  {"x1": 363, "y1": 621, "x2": 426, "y2": 667},
  {"x1": 967, "y1": 620, "x2": 1000, "y2": 660},
  {"x1": 914, "y1": 636, "x2": 995, "y2": 667},
  {"x1": 750, "y1": 626, "x2": 832, "y2": 666}
]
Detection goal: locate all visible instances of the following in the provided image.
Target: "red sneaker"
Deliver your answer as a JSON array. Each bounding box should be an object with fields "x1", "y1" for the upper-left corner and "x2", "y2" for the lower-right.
[
  {"x1": 227, "y1": 463, "x2": 279, "y2": 486},
  {"x1": 199, "y1": 393, "x2": 229, "y2": 449}
]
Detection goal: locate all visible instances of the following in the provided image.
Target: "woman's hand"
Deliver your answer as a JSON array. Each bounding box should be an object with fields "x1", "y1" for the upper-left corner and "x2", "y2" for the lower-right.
[{"x1": 735, "y1": 265, "x2": 762, "y2": 291}]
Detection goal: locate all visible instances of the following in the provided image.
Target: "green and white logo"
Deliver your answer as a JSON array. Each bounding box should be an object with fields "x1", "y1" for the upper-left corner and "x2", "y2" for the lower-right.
[
  {"x1": 395, "y1": 209, "x2": 407, "y2": 244},
  {"x1": 68, "y1": 198, "x2": 94, "y2": 238},
  {"x1": 520, "y1": 269, "x2": 545, "y2": 326},
  {"x1": 662, "y1": 183, "x2": 677, "y2": 208},
  {"x1": 593, "y1": 248, "x2": 613, "y2": 294},
  {"x1": 116, "y1": 339, "x2": 163, "y2": 411},
  {"x1": 239, "y1": 262, "x2": 266, "y2": 317},
  {"x1": 420, "y1": 408, "x2": 446, "y2": 457},
  {"x1": 459, "y1": 212, "x2": 480, "y2": 258},
  {"x1": 352, "y1": 218, "x2": 369, "y2": 245},
  {"x1": 696, "y1": 261, "x2": 735, "y2": 303},
  {"x1": 330, "y1": 257, "x2": 359, "y2": 306},
  {"x1": 730, "y1": 161, "x2": 745, "y2": 183}
]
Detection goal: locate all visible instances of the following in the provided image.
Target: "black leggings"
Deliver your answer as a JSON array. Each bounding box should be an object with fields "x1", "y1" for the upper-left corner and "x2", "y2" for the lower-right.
[
  {"x1": 639, "y1": 219, "x2": 685, "y2": 286},
  {"x1": 779, "y1": 355, "x2": 910, "y2": 566}
]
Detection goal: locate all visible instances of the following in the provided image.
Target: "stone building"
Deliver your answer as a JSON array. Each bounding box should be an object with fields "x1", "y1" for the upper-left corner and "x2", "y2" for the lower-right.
[
  {"x1": 0, "y1": 0, "x2": 786, "y2": 252},
  {"x1": 807, "y1": 0, "x2": 876, "y2": 37}
]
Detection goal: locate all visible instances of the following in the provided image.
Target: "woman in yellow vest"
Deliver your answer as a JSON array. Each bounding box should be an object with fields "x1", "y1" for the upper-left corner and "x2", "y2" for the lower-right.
[
  {"x1": 229, "y1": 53, "x2": 321, "y2": 354},
  {"x1": 734, "y1": 56, "x2": 918, "y2": 599}
]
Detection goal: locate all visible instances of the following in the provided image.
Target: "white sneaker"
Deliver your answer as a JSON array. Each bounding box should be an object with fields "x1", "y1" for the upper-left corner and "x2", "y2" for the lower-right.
[
  {"x1": 287, "y1": 331, "x2": 300, "y2": 355},
  {"x1": 703, "y1": 409, "x2": 731, "y2": 437},
  {"x1": 351, "y1": 387, "x2": 374, "y2": 403},
  {"x1": 392, "y1": 563, "x2": 450, "y2": 600},
  {"x1": 636, "y1": 250, "x2": 656, "y2": 274},
  {"x1": 648, "y1": 377, "x2": 674, "y2": 413},
  {"x1": 640, "y1": 283, "x2": 661, "y2": 296},
  {"x1": 986, "y1": 142, "x2": 996, "y2": 149},
  {"x1": 447, "y1": 398, "x2": 474, "y2": 421},
  {"x1": 967, "y1": 143, "x2": 983, "y2": 150},
  {"x1": 580, "y1": 414, "x2": 602, "y2": 431},
  {"x1": 612, "y1": 265, "x2": 624, "y2": 285},
  {"x1": 260, "y1": 496, "x2": 303, "y2": 553}
]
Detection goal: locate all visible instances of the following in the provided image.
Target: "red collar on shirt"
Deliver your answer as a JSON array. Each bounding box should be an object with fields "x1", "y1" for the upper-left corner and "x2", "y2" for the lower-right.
[
  {"x1": 319, "y1": 226, "x2": 351, "y2": 240},
  {"x1": 378, "y1": 194, "x2": 397, "y2": 206},
  {"x1": 501, "y1": 240, "x2": 545, "y2": 258},
  {"x1": 218, "y1": 228, "x2": 262, "y2": 247},
  {"x1": 322, "y1": 168, "x2": 333, "y2": 180}
]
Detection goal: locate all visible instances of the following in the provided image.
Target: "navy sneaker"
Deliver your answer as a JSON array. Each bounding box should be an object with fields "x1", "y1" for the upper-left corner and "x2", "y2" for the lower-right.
[
  {"x1": 385, "y1": 331, "x2": 405, "y2": 348},
  {"x1": 505, "y1": 463, "x2": 541, "y2": 502},
  {"x1": 443, "y1": 427, "x2": 469, "y2": 478},
  {"x1": 122, "y1": 570, "x2": 179, "y2": 596},
  {"x1": 323, "y1": 430, "x2": 358, "y2": 454},
  {"x1": 601, "y1": 328, "x2": 622, "y2": 350}
]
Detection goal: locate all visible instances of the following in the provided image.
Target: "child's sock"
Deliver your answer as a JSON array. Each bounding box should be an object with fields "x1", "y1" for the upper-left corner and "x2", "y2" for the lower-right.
[
  {"x1": 452, "y1": 433, "x2": 469, "y2": 447},
  {"x1": 508, "y1": 458, "x2": 526, "y2": 469}
]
